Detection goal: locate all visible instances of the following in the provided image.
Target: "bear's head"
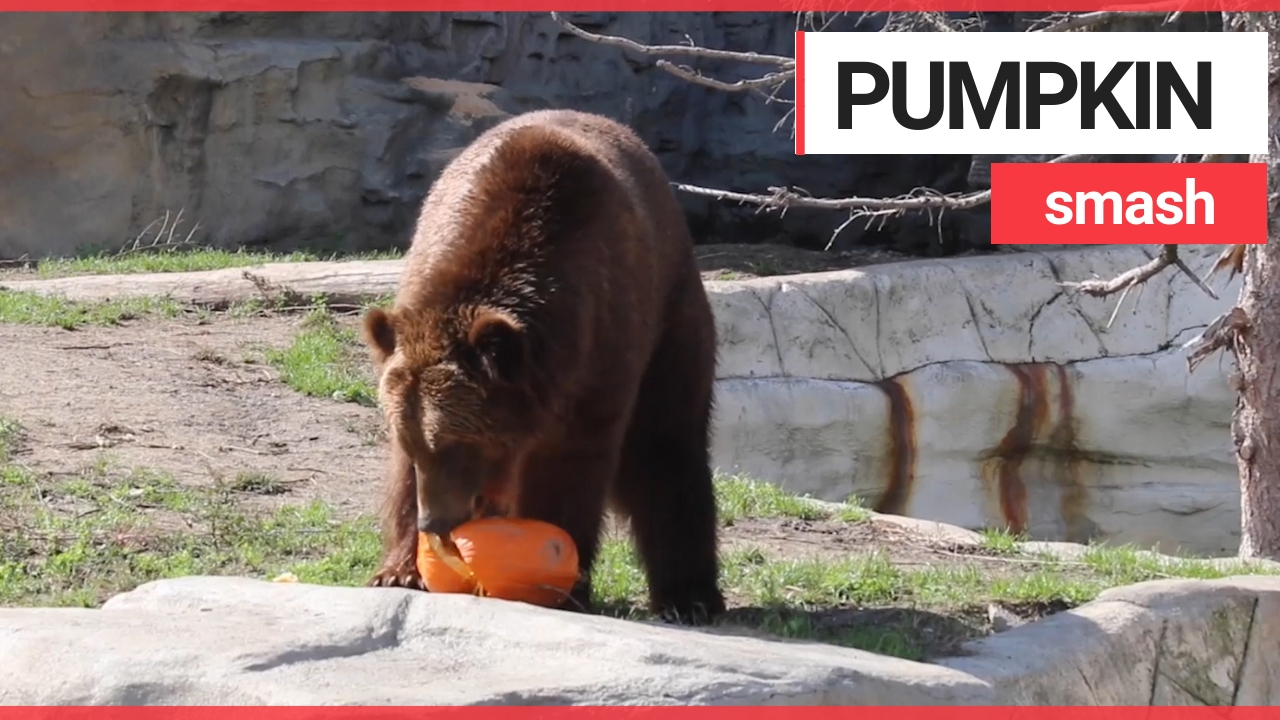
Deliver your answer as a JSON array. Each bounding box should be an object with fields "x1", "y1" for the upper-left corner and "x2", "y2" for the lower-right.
[{"x1": 363, "y1": 303, "x2": 537, "y2": 536}]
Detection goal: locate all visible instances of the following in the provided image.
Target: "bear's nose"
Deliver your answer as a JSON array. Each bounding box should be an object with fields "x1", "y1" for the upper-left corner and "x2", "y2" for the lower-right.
[{"x1": 418, "y1": 514, "x2": 463, "y2": 537}]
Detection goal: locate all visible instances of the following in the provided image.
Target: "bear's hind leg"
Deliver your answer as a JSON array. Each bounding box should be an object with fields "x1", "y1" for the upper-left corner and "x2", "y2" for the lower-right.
[
  {"x1": 612, "y1": 300, "x2": 725, "y2": 625},
  {"x1": 614, "y1": 430, "x2": 725, "y2": 625}
]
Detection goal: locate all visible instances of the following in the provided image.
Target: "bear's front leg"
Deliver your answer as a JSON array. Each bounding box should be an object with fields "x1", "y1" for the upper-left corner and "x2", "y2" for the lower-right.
[{"x1": 369, "y1": 442, "x2": 427, "y2": 591}]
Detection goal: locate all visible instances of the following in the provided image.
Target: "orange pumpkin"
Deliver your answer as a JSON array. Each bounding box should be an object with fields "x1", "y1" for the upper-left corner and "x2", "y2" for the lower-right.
[{"x1": 416, "y1": 517, "x2": 580, "y2": 608}]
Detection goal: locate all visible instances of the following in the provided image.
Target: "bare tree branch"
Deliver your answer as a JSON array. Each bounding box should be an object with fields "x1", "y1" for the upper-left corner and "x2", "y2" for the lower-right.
[
  {"x1": 1059, "y1": 244, "x2": 1219, "y2": 301},
  {"x1": 882, "y1": 12, "x2": 979, "y2": 32},
  {"x1": 1030, "y1": 11, "x2": 1172, "y2": 33},
  {"x1": 554, "y1": 10, "x2": 1219, "y2": 259},
  {"x1": 674, "y1": 182, "x2": 993, "y2": 214},
  {"x1": 550, "y1": 12, "x2": 793, "y2": 67},
  {"x1": 1056, "y1": 150, "x2": 1248, "y2": 310},
  {"x1": 1210, "y1": 243, "x2": 1249, "y2": 283},
  {"x1": 798, "y1": 11, "x2": 848, "y2": 33},
  {"x1": 655, "y1": 61, "x2": 793, "y2": 93},
  {"x1": 1185, "y1": 306, "x2": 1251, "y2": 373},
  {"x1": 671, "y1": 152, "x2": 1094, "y2": 216},
  {"x1": 116, "y1": 208, "x2": 203, "y2": 259},
  {"x1": 551, "y1": 12, "x2": 796, "y2": 104}
]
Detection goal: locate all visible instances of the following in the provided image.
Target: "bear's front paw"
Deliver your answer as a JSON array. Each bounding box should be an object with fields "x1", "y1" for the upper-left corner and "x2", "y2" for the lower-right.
[{"x1": 368, "y1": 565, "x2": 427, "y2": 591}]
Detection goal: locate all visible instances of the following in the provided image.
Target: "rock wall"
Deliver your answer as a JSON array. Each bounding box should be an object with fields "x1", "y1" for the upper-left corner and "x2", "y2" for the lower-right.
[
  {"x1": 0, "y1": 12, "x2": 1223, "y2": 261},
  {"x1": 0, "y1": 12, "x2": 810, "y2": 259},
  {"x1": 707, "y1": 244, "x2": 1243, "y2": 557}
]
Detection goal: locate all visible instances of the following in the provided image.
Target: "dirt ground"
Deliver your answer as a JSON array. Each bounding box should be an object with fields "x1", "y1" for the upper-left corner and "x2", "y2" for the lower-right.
[{"x1": 0, "y1": 313, "x2": 386, "y2": 516}]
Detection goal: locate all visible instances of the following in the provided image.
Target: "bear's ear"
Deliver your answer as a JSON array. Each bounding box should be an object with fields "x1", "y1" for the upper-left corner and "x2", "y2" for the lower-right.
[
  {"x1": 467, "y1": 308, "x2": 527, "y2": 385},
  {"x1": 362, "y1": 307, "x2": 398, "y2": 364}
]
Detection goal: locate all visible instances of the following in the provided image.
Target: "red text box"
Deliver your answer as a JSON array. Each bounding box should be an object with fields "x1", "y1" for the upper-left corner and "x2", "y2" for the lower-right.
[{"x1": 990, "y1": 162, "x2": 1267, "y2": 245}]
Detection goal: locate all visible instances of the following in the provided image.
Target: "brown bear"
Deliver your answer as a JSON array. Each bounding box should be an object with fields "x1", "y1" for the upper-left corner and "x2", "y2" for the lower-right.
[{"x1": 360, "y1": 108, "x2": 726, "y2": 624}]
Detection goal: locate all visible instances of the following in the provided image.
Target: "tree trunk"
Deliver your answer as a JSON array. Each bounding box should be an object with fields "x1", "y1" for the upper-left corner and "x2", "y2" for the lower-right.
[{"x1": 1229, "y1": 13, "x2": 1280, "y2": 560}]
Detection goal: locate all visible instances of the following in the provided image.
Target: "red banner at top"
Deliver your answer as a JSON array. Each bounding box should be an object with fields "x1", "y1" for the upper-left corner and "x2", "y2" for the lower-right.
[{"x1": 4, "y1": 1, "x2": 1280, "y2": 11}]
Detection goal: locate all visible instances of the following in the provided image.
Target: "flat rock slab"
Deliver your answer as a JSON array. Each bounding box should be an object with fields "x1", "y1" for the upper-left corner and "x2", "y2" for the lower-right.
[
  {"x1": 2, "y1": 574, "x2": 1278, "y2": 705},
  {"x1": 0, "y1": 577, "x2": 990, "y2": 705},
  {"x1": 0, "y1": 261, "x2": 406, "y2": 308}
]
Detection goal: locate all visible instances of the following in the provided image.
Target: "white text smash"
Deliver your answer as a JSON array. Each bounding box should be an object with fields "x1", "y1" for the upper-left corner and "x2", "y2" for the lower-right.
[{"x1": 1044, "y1": 178, "x2": 1215, "y2": 226}]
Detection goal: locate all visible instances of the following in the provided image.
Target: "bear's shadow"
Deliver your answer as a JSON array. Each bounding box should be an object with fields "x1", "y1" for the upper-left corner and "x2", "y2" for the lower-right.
[{"x1": 591, "y1": 602, "x2": 997, "y2": 662}]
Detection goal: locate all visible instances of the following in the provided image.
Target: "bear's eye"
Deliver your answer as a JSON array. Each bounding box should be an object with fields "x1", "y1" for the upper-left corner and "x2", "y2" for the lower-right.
[{"x1": 452, "y1": 346, "x2": 484, "y2": 379}]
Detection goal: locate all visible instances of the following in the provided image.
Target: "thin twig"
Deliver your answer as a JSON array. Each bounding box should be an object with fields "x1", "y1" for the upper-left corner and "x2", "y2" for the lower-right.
[
  {"x1": 882, "y1": 11, "x2": 982, "y2": 32},
  {"x1": 655, "y1": 60, "x2": 793, "y2": 93},
  {"x1": 1105, "y1": 284, "x2": 1133, "y2": 330},
  {"x1": 286, "y1": 466, "x2": 331, "y2": 475},
  {"x1": 672, "y1": 153, "x2": 1092, "y2": 217},
  {"x1": 1059, "y1": 245, "x2": 1218, "y2": 301},
  {"x1": 1057, "y1": 148, "x2": 1244, "y2": 321},
  {"x1": 114, "y1": 208, "x2": 203, "y2": 258},
  {"x1": 550, "y1": 12, "x2": 793, "y2": 67},
  {"x1": 1185, "y1": 307, "x2": 1251, "y2": 373},
  {"x1": 1031, "y1": 11, "x2": 1170, "y2": 32},
  {"x1": 1173, "y1": 253, "x2": 1221, "y2": 299},
  {"x1": 220, "y1": 445, "x2": 272, "y2": 456},
  {"x1": 673, "y1": 183, "x2": 993, "y2": 214}
]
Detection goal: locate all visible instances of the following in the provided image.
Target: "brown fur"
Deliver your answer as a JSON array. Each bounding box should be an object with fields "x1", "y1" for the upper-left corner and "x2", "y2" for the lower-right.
[{"x1": 361, "y1": 109, "x2": 725, "y2": 624}]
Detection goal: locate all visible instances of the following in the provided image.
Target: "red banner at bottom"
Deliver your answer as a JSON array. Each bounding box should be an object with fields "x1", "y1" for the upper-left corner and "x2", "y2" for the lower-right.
[
  {"x1": 990, "y1": 162, "x2": 1268, "y2": 246},
  {"x1": 0, "y1": 708, "x2": 1277, "y2": 718}
]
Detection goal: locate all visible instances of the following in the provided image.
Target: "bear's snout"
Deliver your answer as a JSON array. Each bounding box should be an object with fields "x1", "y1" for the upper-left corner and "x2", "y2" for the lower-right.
[{"x1": 418, "y1": 513, "x2": 466, "y2": 537}]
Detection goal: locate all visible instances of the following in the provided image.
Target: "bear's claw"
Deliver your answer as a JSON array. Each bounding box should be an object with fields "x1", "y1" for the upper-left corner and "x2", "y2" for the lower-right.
[{"x1": 369, "y1": 567, "x2": 427, "y2": 591}]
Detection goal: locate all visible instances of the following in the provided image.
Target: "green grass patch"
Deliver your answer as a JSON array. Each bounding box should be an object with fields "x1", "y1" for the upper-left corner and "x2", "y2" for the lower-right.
[
  {"x1": 978, "y1": 527, "x2": 1024, "y2": 555},
  {"x1": 0, "y1": 290, "x2": 184, "y2": 329},
  {"x1": 3, "y1": 446, "x2": 1275, "y2": 662},
  {"x1": 264, "y1": 307, "x2": 376, "y2": 406},
  {"x1": 0, "y1": 417, "x2": 22, "y2": 464},
  {"x1": 716, "y1": 473, "x2": 869, "y2": 524},
  {"x1": 0, "y1": 461, "x2": 382, "y2": 607},
  {"x1": 1079, "y1": 543, "x2": 1254, "y2": 584},
  {"x1": 31, "y1": 248, "x2": 403, "y2": 279},
  {"x1": 229, "y1": 470, "x2": 290, "y2": 496}
]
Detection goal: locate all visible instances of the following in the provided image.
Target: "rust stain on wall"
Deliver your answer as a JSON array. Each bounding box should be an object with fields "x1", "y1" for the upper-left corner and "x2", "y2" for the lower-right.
[
  {"x1": 979, "y1": 362, "x2": 1094, "y2": 542},
  {"x1": 980, "y1": 364, "x2": 1049, "y2": 535},
  {"x1": 1049, "y1": 364, "x2": 1090, "y2": 542},
  {"x1": 873, "y1": 377, "x2": 917, "y2": 516}
]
